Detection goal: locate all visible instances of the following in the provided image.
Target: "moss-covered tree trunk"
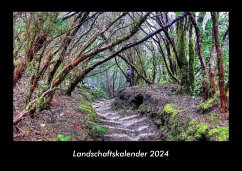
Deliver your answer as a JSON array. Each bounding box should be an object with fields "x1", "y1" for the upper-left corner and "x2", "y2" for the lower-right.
[
  {"x1": 210, "y1": 30, "x2": 216, "y2": 96},
  {"x1": 66, "y1": 76, "x2": 81, "y2": 95},
  {"x1": 189, "y1": 12, "x2": 209, "y2": 99},
  {"x1": 13, "y1": 31, "x2": 46, "y2": 87},
  {"x1": 65, "y1": 59, "x2": 88, "y2": 95},
  {"x1": 188, "y1": 23, "x2": 195, "y2": 91},
  {"x1": 164, "y1": 39, "x2": 176, "y2": 76},
  {"x1": 176, "y1": 17, "x2": 189, "y2": 92}
]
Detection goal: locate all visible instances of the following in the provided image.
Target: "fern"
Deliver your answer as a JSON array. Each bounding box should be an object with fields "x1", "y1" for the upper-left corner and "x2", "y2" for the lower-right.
[
  {"x1": 88, "y1": 122, "x2": 108, "y2": 134},
  {"x1": 56, "y1": 134, "x2": 71, "y2": 141}
]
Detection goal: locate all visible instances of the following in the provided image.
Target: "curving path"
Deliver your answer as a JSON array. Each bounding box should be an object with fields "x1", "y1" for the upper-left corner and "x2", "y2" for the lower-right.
[{"x1": 92, "y1": 99, "x2": 161, "y2": 141}]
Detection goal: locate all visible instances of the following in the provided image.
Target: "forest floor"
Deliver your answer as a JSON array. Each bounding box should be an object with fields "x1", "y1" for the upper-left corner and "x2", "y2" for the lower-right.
[{"x1": 13, "y1": 77, "x2": 229, "y2": 141}]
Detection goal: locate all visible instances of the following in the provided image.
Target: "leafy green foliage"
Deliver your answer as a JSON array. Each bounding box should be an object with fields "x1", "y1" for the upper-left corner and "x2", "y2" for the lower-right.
[
  {"x1": 175, "y1": 12, "x2": 181, "y2": 17},
  {"x1": 78, "y1": 102, "x2": 96, "y2": 122},
  {"x1": 79, "y1": 103, "x2": 94, "y2": 114},
  {"x1": 24, "y1": 104, "x2": 30, "y2": 110},
  {"x1": 78, "y1": 84, "x2": 95, "y2": 102},
  {"x1": 58, "y1": 134, "x2": 71, "y2": 141},
  {"x1": 51, "y1": 134, "x2": 71, "y2": 141},
  {"x1": 94, "y1": 87, "x2": 107, "y2": 98},
  {"x1": 88, "y1": 122, "x2": 108, "y2": 134},
  {"x1": 83, "y1": 92, "x2": 95, "y2": 102},
  {"x1": 193, "y1": 76, "x2": 202, "y2": 95}
]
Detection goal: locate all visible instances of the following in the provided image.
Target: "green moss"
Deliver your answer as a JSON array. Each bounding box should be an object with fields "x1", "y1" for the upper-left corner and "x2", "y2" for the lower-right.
[
  {"x1": 188, "y1": 23, "x2": 195, "y2": 91},
  {"x1": 78, "y1": 102, "x2": 96, "y2": 122},
  {"x1": 169, "y1": 117, "x2": 179, "y2": 129},
  {"x1": 160, "y1": 104, "x2": 178, "y2": 132},
  {"x1": 163, "y1": 104, "x2": 177, "y2": 117},
  {"x1": 24, "y1": 104, "x2": 30, "y2": 110},
  {"x1": 182, "y1": 133, "x2": 193, "y2": 141},
  {"x1": 177, "y1": 18, "x2": 189, "y2": 91},
  {"x1": 78, "y1": 84, "x2": 95, "y2": 102},
  {"x1": 163, "y1": 104, "x2": 178, "y2": 127},
  {"x1": 210, "y1": 112, "x2": 217, "y2": 122},
  {"x1": 34, "y1": 96, "x2": 48, "y2": 110},
  {"x1": 83, "y1": 92, "x2": 94, "y2": 102},
  {"x1": 199, "y1": 92, "x2": 219, "y2": 112},
  {"x1": 208, "y1": 127, "x2": 229, "y2": 141},
  {"x1": 161, "y1": 104, "x2": 183, "y2": 139},
  {"x1": 199, "y1": 98, "x2": 214, "y2": 111},
  {"x1": 185, "y1": 120, "x2": 208, "y2": 141},
  {"x1": 166, "y1": 132, "x2": 175, "y2": 141},
  {"x1": 187, "y1": 119, "x2": 198, "y2": 134},
  {"x1": 195, "y1": 123, "x2": 209, "y2": 140}
]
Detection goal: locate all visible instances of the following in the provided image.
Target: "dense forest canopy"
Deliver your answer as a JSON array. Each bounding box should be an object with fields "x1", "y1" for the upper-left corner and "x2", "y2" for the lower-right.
[{"x1": 13, "y1": 12, "x2": 229, "y2": 127}]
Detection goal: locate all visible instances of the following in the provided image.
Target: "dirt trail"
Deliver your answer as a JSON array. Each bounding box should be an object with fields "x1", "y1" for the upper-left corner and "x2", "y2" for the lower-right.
[{"x1": 92, "y1": 99, "x2": 161, "y2": 141}]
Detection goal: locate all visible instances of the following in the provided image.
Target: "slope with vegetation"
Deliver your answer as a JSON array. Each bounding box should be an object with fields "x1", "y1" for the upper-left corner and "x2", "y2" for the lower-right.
[{"x1": 113, "y1": 84, "x2": 228, "y2": 141}]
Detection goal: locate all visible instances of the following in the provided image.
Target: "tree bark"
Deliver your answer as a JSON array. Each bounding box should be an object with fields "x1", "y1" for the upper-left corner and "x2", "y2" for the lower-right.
[
  {"x1": 210, "y1": 30, "x2": 216, "y2": 96},
  {"x1": 188, "y1": 22, "x2": 195, "y2": 91},
  {"x1": 211, "y1": 12, "x2": 228, "y2": 113},
  {"x1": 177, "y1": 17, "x2": 189, "y2": 92},
  {"x1": 157, "y1": 41, "x2": 179, "y2": 83},
  {"x1": 189, "y1": 12, "x2": 209, "y2": 99},
  {"x1": 13, "y1": 31, "x2": 46, "y2": 87},
  {"x1": 156, "y1": 15, "x2": 179, "y2": 68},
  {"x1": 47, "y1": 13, "x2": 89, "y2": 84}
]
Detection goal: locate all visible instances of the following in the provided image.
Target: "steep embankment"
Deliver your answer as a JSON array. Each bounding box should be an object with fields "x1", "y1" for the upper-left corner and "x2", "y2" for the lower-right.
[
  {"x1": 13, "y1": 78, "x2": 98, "y2": 141},
  {"x1": 112, "y1": 84, "x2": 229, "y2": 141}
]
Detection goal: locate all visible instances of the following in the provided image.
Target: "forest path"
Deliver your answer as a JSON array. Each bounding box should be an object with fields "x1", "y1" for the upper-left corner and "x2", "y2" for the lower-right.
[{"x1": 92, "y1": 99, "x2": 161, "y2": 141}]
